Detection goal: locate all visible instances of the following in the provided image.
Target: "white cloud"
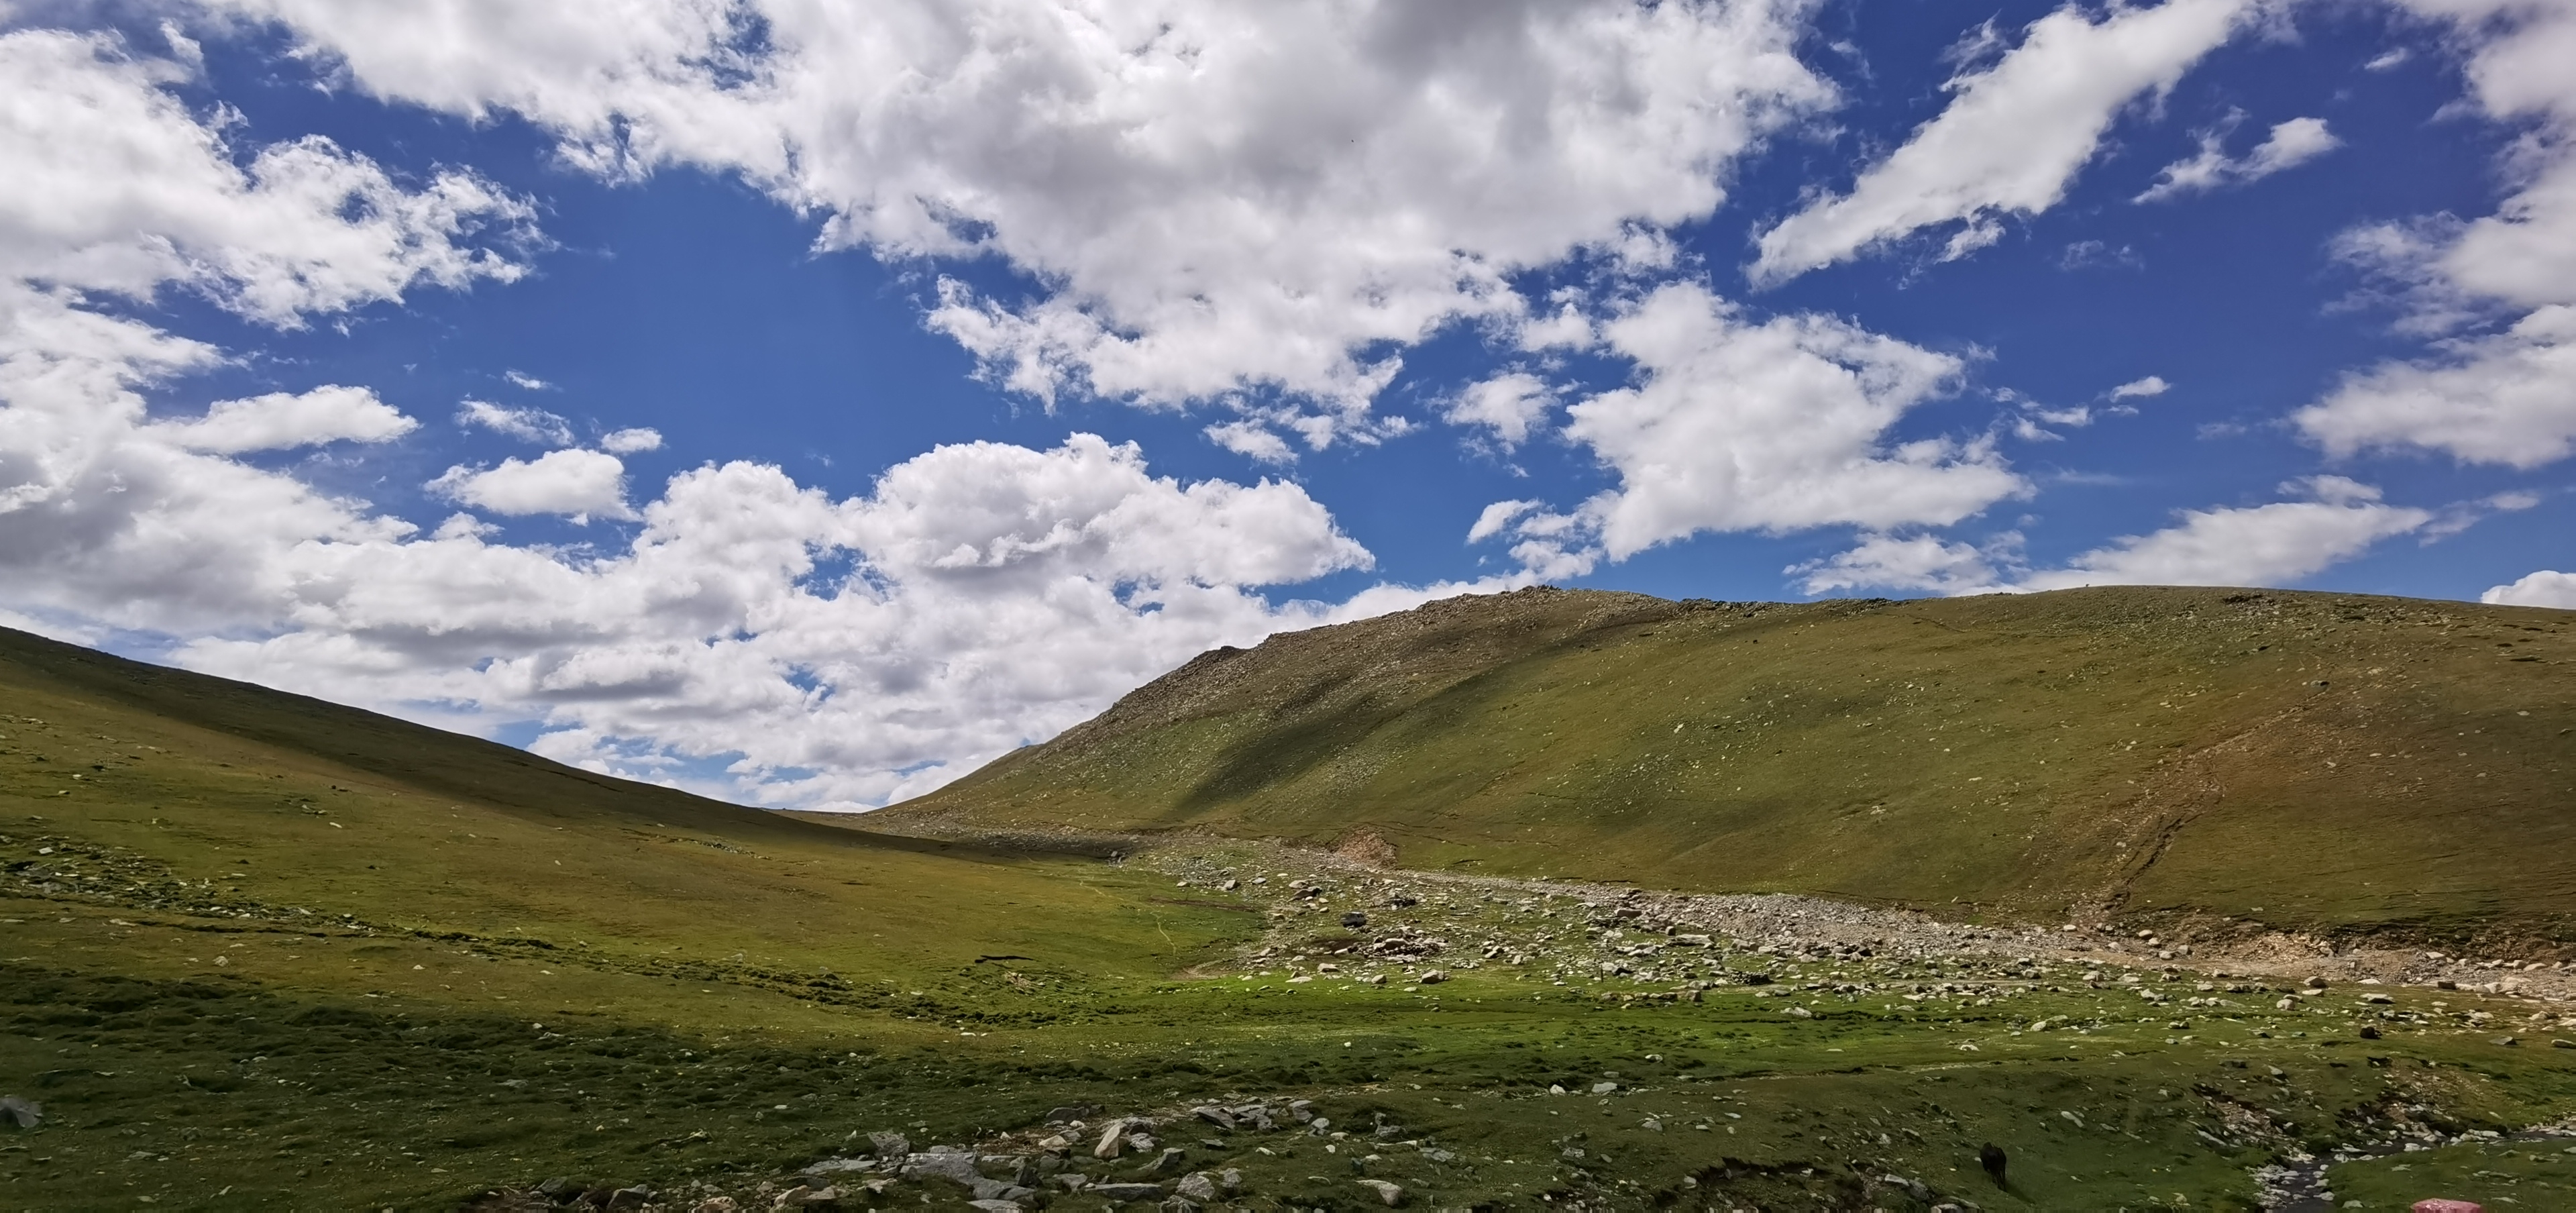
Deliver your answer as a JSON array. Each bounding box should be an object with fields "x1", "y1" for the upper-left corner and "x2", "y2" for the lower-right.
[
  {"x1": 2302, "y1": 3, "x2": 2576, "y2": 468},
  {"x1": 151, "y1": 384, "x2": 416, "y2": 453},
  {"x1": 1792, "y1": 531, "x2": 2004, "y2": 595},
  {"x1": 1443, "y1": 372, "x2": 1558, "y2": 450},
  {"x1": 2109, "y1": 374, "x2": 2171, "y2": 399},
  {"x1": 0, "y1": 15, "x2": 1520, "y2": 812},
  {"x1": 2296, "y1": 305, "x2": 2576, "y2": 468},
  {"x1": 1803, "y1": 478, "x2": 2440, "y2": 596},
  {"x1": 1750, "y1": 0, "x2": 2251, "y2": 284},
  {"x1": 168, "y1": 437, "x2": 1389, "y2": 807},
  {"x1": 599, "y1": 426, "x2": 663, "y2": 454},
  {"x1": 1201, "y1": 420, "x2": 1295, "y2": 465},
  {"x1": 2135, "y1": 113, "x2": 2339, "y2": 203},
  {"x1": 2016, "y1": 478, "x2": 2429, "y2": 590},
  {"x1": 429, "y1": 448, "x2": 635, "y2": 521},
  {"x1": 0, "y1": 28, "x2": 532, "y2": 325},
  {"x1": 2483, "y1": 569, "x2": 2576, "y2": 608},
  {"x1": 1559, "y1": 282, "x2": 2023, "y2": 558},
  {"x1": 213, "y1": 0, "x2": 1835, "y2": 443},
  {"x1": 458, "y1": 399, "x2": 576, "y2": 444},
  {"x1": 1467, "y1": 499, "x2": 1540, "y2": 543},
  {"x1": 503, "y1": 370, "x2": 553, "y2": 390}
]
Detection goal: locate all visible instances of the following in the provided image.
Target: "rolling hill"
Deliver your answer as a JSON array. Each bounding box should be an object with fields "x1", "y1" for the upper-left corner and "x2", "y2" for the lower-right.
[
  {"x1": 879, "y1": 585, "x2": 2576, "y2": 946},
  {"x1": 5, "y1": 606, "x2": 2574, "y2": 1212}
]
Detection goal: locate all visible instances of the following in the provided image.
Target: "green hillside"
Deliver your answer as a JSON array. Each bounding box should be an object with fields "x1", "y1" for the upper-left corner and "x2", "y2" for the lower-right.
[
  {"x1": 5, "y1": 618, "x2": 2573, "y2": 1212},
  {"x1": 883, "y1": 586, "x2": 2576, "y2": 945}
]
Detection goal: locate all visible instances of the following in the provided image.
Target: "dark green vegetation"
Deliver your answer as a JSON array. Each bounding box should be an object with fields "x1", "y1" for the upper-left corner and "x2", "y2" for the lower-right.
[
  {"x1": 3, "y1": 611, "x2": 2573, "y2": 1210},
  {"x1": 889, "y1": 586, "x2": 2576, "y2": 947}
]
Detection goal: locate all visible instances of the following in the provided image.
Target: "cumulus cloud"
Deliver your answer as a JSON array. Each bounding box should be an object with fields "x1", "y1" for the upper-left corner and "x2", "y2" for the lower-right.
[
  {"x1": 1793, "y1": 531, "x2": 2005, "y2": 595},
  {"x1": 1586, "y1": 283, "x2": 2017, "y2": 547},
  {"x1": 173, "y1": 436, "x2": 1393, "y2": 806},
  {"x1": 0, "y1": 15, "x2": 1528, "y2": 810},
  {"x1": 2014, "y1": 480, "x2": 2429, "y2": 590},
  {"x1": 1443, "y1": 372, "x2": 1558, "y2": 450},
  {"x1": 429, "y1": 448, "x2": 635, "y2": 521},
  {"x1": 2109, "y1": 374, "x2": 2171, "y2": 400},
  {"x1": 458, "y1": 399, "x2": 576, "y2": 444},
  {"x1": 2483, "y1": 569, "x2": 2576, "y2": 608},
  {"x1": 2298, "y1": 3, "x2": 2576, "y2": 470},
  {"x1": 211, "y1": 0, "x2": 1835, "y2": 443},
  {"x1": 1801, "y1": 478, "x2": 2445, "y2": 596},
  {"x1": 599, "y1": 427, "x2": 663, "y2": 454},
  {"x1": 1750, "y1": 0, "x2": 2252, "y2": 284},
  {"x1": 2298, "y1": 305, "x2": 2576, "y2": 467},
  {"x1": 2134, "y1": 113, "x2": 2339, "y2": 203},
  {"x1": 2302, "y1": 3, "x2": 2576, "y2": 435},
  {"x1": 151, "y1": 385, "x2": 416, "y2": 453},
  {"x1": 1467, "y1": 282, "x2": 2024, "y2": 577},
  {"x1": 0, "y1": 28, "x2": 531, "y2": 324}
]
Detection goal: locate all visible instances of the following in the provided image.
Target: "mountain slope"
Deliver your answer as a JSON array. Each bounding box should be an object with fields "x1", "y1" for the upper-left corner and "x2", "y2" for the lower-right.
[{"x1": 880, "y1": 585, "x2": 2576, "y2": 943}]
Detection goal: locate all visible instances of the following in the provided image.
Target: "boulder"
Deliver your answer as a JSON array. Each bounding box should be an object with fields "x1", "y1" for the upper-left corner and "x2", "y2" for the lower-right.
[
  {"x1": 1342, "y1": 912, "x2": 1368, "y2": 929},
  {"x1": 1356, "y1": 1177, "x2": 1405, "y2": 1206},
  {"x1": 1089, "y1": 1181, "x2": 1169, "y2": 1201},
  {"x1": 904, "y1": 1153, "x2": 982, "y2": 1184},
  {"x1": 1175, "y1": 1172, "x2": 1218, "y2": 1201},
  {"x1": 0, "y1": 1096, "x2": 40, "y2": 1130},
  {"x1": 1192, "y1": 1105, "x2": 1236, "y2": 1130},
  {"x1": 867, "y1": 1130, "x2": 910, "y2": 1159},
  {"x1": 1093, "y1": 1118, "x2": 1134, "y2": 1159}
]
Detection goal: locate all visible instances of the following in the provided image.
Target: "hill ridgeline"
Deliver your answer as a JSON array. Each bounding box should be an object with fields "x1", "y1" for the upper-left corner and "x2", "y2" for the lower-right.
[{"x1": 878, "y1": 586, "x2": 2576, "y2": 945}]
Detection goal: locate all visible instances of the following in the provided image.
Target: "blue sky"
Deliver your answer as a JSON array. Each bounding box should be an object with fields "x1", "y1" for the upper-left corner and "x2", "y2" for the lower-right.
[{"x1": 3, "y1": 0, "x2": 2571, "y2": 808}]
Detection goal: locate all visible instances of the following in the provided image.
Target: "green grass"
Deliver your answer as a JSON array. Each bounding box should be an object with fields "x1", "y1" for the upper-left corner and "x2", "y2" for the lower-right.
[
  {"x1": 886, "y1": 586, "x2": 2576, "y2": 946},
  {"x1": 3, "y1": 619, "x2": 2573, "y2": 1210}
]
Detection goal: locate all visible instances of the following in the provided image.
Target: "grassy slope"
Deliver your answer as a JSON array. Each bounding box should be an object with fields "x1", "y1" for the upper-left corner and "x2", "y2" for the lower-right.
[
  {"x1": 4, "y1": 621, "x2": 2572, "y2": 1212},
  {"x1": 884, "y1": 586, "x2": 2576, "y2": 943}
]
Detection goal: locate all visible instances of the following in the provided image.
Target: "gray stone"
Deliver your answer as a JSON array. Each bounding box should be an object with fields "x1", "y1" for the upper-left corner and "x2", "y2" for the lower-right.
[
  {"x1": 969, "y1": 1178, "x2": 1034, "y2": 1202},
  {"x1": 1175, "y1": 1172, "x2": 1218, "y2": 1201},
  {"x1": 0, "y1": 1096, "x2": 40, "y2": 1130},
  {"x1": 604, "y1": 1188, "x2": 655, "y2": 1211},
  {"x1": 800, "y1": 1157, "x2": 871, "y2": 1177},
  {"x1": 867, "y1": 1130, "x2": 910, "y2": 1159},
  {"x1": 1146, "y1": 1146, "x2": 1185, "y2": 1174},
  {"x1": 1089, "y1": 1181, "x2": 1169, "y2": 1201},
  {"x1": 905, "y1": 1152, "x2": 982, "y2": 1184},
  {"x1": 967, "y1": 1202, "x2": 1022, "y2": 1213},
  {"x1": 1192, "y1": 1105, "x2": 1236, "y2": 1130},
  {"x1": 1357, "y1": 1177, "x2": 1405, "y2": 1206},
  {"x1": 1093, "y1": 1118, "x2": 1134, "y2": 1159},
  {"x1": 1050, "y1": 1173, "x2": 1091, "y2": 1192},
  {"x1": 1045, "y1": 1103, "x2": 1102, "y2": 1123},
  {"x1": 1219, "y1": 1167, "x2": 1242, "y2": 1192}
]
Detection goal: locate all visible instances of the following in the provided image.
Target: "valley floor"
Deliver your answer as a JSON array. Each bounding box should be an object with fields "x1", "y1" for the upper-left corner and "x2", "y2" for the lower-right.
[{"x1": 7, "y1": 826, "x2": 2576, "y2": 1212}]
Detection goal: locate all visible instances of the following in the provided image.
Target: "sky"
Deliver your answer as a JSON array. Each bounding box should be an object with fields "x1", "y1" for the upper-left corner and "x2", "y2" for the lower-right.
[{"x1": 2, "y1": 0, "x2": 2572, "y2": 810}]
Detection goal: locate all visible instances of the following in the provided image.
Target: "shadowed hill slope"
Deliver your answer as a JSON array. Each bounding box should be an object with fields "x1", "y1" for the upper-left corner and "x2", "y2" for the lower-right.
[{"x1": 879, "y1": 586, "x2": 2576, "y2": 943}]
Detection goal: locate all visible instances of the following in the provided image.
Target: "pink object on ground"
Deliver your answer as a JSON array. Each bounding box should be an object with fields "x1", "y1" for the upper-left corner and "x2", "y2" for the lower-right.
[{"x1": 2412, "y1": 1200, "x2": 2483, "y2": 1213}]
